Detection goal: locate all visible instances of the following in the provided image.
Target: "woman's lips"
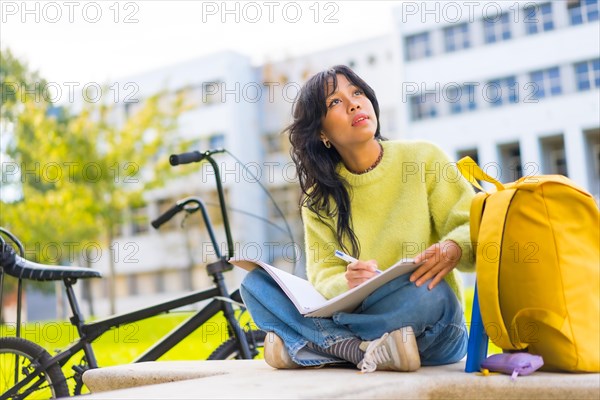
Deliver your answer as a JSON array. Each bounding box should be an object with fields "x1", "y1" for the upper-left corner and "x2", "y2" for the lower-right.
[{"x1": 352, "y1": 113, "x2": 369, "y2": 126}]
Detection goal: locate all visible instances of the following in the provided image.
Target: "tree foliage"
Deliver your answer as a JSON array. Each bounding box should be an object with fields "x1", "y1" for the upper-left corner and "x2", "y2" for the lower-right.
[{"x1": 1, "y1": 48, "x2": 191, "y2": 312}]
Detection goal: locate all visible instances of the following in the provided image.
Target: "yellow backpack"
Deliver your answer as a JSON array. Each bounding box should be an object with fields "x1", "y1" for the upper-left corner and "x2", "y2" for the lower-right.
[{"x1": 457, "y1": 157, "x2": 600, "y2": 372}]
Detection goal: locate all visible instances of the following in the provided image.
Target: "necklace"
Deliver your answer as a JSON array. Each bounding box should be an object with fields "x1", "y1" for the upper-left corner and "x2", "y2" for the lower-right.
[{"x1": 352, "y1": 142, "x2": 384, "y2": 175}]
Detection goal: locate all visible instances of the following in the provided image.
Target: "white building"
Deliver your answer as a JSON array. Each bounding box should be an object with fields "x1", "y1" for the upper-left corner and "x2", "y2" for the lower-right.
[
  {"x1": 80, "y1": 0, "x2": 598, "y2": 317},
  {"x1": 393, "y1": 0, "x2": 599, "y2": 196}
]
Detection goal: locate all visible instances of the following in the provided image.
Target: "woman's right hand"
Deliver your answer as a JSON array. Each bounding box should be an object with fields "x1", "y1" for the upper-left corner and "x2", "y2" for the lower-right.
[{"x1": 345, "y1": 259, "x2": 379, "y2": 289}]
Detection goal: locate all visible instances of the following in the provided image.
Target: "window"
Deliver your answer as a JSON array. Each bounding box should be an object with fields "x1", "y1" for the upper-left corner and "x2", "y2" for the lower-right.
[
  {"x1": 101, "y1": 278, "x2": 110, "y2": 299},
  {"x1": 268, "y1": 185, "x2": 300, "y2": 220},
  {"x1": 574, "y1": 59, "x2": 600, "y2": 91},
  {"x1": 487, "y1": 76, "x2": 518, "y2": 107},
  {"x1": 483, "y1": 13, "x2": 511, "y2": 43},
  {"x1": 127, "y1": 274, "x2": 139, "y2": 296},
  {"x1": 405, "y1": 32, "x2": 431, "y2": 61},
  {"x1": 529, "y1": 67, "x2": 562, "y2": 100},
  {"x1": 444, "y1": 24, "x2": 470, "y2": 53},
  {"x1": 264, "y1": 132, "x2": 286, "y2": 155},
  {"x1": 584, "y1": 129, "x2": 600, "y2": 199},
  {"x1": 498, "y1": 143, "x2": 523, "y2": 182},
  {"x1": 447, "y1": 84, "x2": 477, "y2": 114},
  {"x1": 568, "y1": 0, "x2": 599, "y2": 25},
  {"x1": 540, "y1": 135, "x2": 568, "y2": 176},
  {"x1": 594, "y1": 141, "x2": 600, "y2": 179},
  {"x1": 155, "y1": 270, "x2": 166, "y2": 294},
  {"x1": 410, "y1": 93, "x2": 438, "y2": 121},
  {"x1": 524, "y1": 3, "x2": 554, "y2": 34},
  {"x1": 131, "y1": 205, "x2": 149, "y2": 235}
]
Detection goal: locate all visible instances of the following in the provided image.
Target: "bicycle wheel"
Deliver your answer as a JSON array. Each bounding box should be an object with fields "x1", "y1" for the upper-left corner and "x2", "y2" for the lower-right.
[
  {"x1": 208, "y1": 329, "x2": 266, "y2": 360},
  {"x1": 0, "y1": 337, "x2": 69, "y2": 400}
]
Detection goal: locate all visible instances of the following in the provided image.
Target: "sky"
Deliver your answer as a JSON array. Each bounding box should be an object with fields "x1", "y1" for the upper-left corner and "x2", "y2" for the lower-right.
[{"x1": 1, "y1": 1, "x2": 401, "y2": 84}]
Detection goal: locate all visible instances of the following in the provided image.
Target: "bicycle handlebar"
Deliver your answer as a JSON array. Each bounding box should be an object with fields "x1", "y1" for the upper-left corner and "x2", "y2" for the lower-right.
[
  {"x1": 163, "y1": 149, "x2": 234, "y2": 259},
  {"x1": 151, "y1": 202, "x2": 184, "y2": 229},
  {"x1": 169, "y1": 149, "x2": 225, "y2": 166}
]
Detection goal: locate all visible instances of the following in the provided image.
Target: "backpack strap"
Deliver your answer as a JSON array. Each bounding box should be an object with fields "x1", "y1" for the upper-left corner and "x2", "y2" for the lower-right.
[
  {"x1": 476, "y1": 187, "x2": 525, "y2": 350},
  {"x1": 457, "y1": 157, "x2": 524, "y2": 350},
  {"x1": 469, "y1": 192, "x2": 487, "y2": 249},
  {"x1": 456, "y1": 156, "x2": 505, "y2": 192}
]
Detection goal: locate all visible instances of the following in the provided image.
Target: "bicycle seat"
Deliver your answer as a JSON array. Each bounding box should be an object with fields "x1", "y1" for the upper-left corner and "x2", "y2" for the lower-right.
[{"x1": 0, "y1": 244, "x2": 102, "y2": 281}]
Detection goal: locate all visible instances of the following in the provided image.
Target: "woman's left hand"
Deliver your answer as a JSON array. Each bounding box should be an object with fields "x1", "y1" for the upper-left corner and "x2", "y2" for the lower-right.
[{"x1": 410, "y1": 240, "x2": 462, "y2": 290}]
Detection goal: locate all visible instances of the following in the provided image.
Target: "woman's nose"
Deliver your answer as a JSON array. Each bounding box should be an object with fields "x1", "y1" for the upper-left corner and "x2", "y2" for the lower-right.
[{"x1": 348, "y1": 99, "x2": 361, "y2": 112}]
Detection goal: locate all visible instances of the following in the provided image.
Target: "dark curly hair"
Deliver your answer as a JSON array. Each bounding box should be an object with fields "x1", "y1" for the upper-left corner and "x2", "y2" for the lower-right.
[{"x1": 286, "y1": 65, "x2": 385, "y2": 258}]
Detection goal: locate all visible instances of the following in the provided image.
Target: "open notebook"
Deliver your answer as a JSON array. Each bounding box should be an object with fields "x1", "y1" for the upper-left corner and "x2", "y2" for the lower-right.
[{"x1": 229, "y1": 258, "x2": 422, "y2": 318}]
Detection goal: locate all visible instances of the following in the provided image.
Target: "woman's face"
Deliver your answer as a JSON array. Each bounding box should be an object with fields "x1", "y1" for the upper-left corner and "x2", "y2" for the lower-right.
[{"x1": 320, "y1": 74, "x2": 378, "y2": 149}]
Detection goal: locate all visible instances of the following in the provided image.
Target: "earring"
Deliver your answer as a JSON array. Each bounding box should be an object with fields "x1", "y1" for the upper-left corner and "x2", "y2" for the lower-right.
[{"x1": 323, "y1": 139, "x2": 331, "y2": 149}]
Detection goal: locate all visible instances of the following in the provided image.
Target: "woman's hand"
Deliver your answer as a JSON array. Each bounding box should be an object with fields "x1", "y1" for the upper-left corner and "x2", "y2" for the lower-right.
[
  {"x1": 410, "y1": 240, "x2": 462, "y2": 290},
  {"x1": 345, "y1": 259, "x2": 379, "y2": 289}
]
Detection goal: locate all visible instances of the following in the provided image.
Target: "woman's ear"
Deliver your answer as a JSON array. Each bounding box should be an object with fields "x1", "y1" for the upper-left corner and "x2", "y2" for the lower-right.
[{"x1": 320, "y1": 131, "x2": 332, "y2": 149}]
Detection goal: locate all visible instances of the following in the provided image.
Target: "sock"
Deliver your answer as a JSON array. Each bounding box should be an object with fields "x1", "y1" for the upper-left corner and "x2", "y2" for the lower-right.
[{"x1": 307, "y1": 338, "x2": 365, "y2": 365}]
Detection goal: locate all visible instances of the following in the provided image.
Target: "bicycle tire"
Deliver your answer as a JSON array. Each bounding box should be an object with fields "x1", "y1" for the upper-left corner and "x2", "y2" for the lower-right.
[
  {"x1": 0, "y1": 337, "x2": 70, "y2": 400},
  {"x1": 207, "y1": 330, "x2": 266, "y2": 360}
]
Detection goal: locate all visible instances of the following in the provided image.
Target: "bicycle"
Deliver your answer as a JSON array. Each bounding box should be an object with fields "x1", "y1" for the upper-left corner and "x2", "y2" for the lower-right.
[{"x1": 0, "y1": 149, "x2": 270, "y2": 399}]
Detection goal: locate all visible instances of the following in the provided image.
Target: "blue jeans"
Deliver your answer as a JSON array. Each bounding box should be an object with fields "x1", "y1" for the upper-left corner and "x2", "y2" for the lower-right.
[{"x1": 240, "y1": 269, "x2": 468, "y2": 367}]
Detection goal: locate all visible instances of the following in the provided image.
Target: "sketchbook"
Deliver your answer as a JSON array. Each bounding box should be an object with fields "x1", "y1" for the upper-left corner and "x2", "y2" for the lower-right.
[{"x1": 229, "y1": 258, "x2": 422, "y2": 318}]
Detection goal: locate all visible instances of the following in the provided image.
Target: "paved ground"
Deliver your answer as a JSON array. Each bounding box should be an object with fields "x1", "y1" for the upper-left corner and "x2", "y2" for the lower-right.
[{"x1": 81, "y1": 359, "x2": 600, "y2": 399}]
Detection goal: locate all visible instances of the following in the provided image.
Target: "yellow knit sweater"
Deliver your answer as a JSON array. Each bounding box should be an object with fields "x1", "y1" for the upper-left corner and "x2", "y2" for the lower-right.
[{"x1": 302, "y1": 140, "x2": 475, "y2": 306}]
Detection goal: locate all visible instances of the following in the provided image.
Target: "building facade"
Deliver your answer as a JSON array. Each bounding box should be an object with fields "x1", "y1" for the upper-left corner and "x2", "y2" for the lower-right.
[{"x1": 394, "y1": 0, "x2": 599, "y2": 195}]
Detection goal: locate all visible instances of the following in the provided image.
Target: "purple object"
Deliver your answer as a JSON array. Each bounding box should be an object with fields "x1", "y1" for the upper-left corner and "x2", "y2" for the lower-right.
[{"x1": 481, "y1": 353, "x2": 544, "y2": 380}]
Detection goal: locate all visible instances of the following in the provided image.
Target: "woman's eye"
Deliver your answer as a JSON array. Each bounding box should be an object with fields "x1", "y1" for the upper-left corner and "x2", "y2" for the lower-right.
[
  {"x1": 354, "y1": 89, "x2": 363, "y2": 95},
  {"x1": 328, "y1": 98, "x2": 340, "y2": 107}
]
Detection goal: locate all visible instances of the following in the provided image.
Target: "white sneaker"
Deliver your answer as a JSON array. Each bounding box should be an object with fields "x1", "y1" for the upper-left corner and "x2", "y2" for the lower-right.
[
  {"x1": 357, "y1": 326, "x2": 421, "y2": 373},
  {"x1": 264, "y1": 332, "x2": 301, "y2": 369}
]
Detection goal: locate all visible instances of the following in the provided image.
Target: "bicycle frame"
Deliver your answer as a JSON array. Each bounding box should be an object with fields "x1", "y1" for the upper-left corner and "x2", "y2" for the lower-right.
[
  {"x1": 1, "y1": 284, "x2": 249, "y2": 400},
  {"x1": 1, "y1": 152, "x2": 260, "y2": 399}
]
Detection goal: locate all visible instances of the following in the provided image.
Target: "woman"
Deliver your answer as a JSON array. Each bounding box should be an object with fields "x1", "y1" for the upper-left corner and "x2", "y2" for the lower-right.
[{"x1": 241, "y1": 65, "x2": 475, "y2": 373}]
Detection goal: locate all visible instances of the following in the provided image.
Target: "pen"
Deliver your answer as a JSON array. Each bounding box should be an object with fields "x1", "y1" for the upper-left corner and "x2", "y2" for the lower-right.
[{"x1": 334, "y1": 249, "x2": 382, "y2": 274}]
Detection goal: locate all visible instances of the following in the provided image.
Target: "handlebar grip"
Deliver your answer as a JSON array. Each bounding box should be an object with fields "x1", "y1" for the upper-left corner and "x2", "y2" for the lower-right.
[
  {"x1": 151, "y1": 203, "x2": 184, "y2": 229},
  {"x1": 170, "y1": 151, "x2": 203, "y2": 166}
]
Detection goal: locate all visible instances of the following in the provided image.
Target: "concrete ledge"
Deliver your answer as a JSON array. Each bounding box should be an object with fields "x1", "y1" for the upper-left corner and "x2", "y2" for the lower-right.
[
  {"x1": 82, "y1": 360, "x2": 600, "y2": 399},
  {"x1": 81, "y1": 361, "x2": 228, "y2": 392}
]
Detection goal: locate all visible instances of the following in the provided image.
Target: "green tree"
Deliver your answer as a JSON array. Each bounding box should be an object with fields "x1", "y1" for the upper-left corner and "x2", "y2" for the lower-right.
[{"x1": 1, "y1": 48, "x2": 191, "y2": 316}]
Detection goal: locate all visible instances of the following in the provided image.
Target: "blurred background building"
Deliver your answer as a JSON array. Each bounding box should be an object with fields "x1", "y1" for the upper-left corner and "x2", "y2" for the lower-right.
[
  {"x1": 22, "y1": 0, "x2": 598, "y2": 318},
  {"x1": 395, "y1": 0, "x2": 599, "y2": 196}
]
